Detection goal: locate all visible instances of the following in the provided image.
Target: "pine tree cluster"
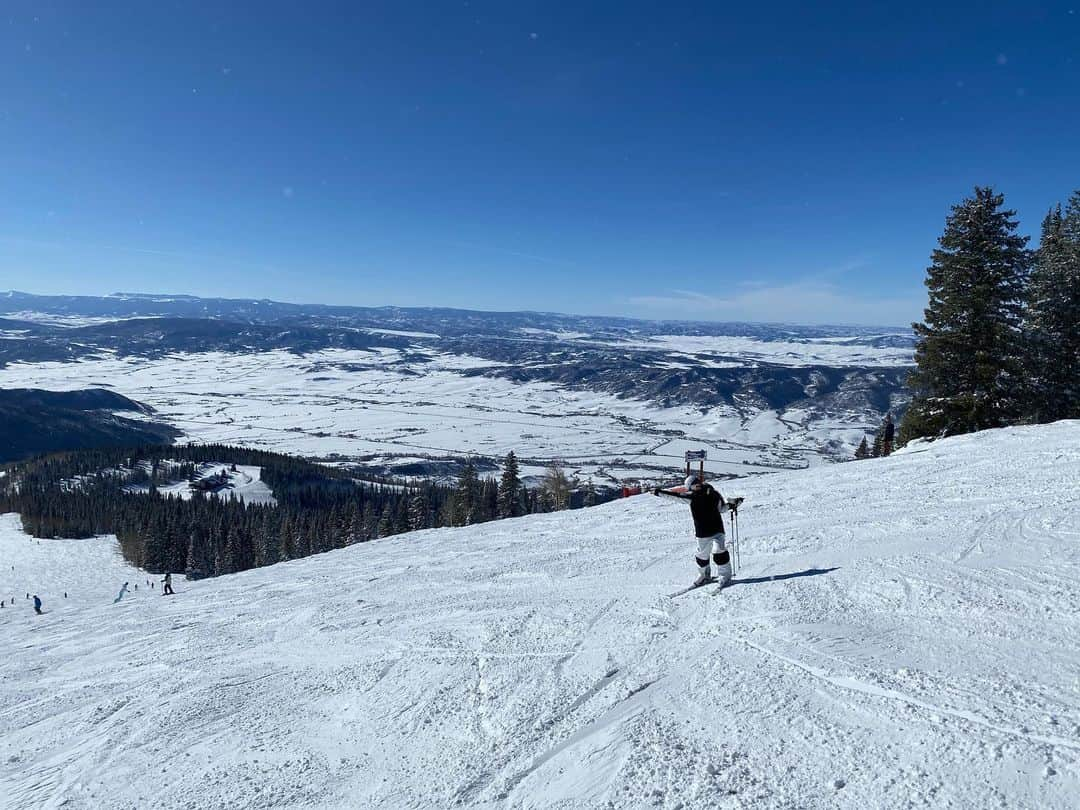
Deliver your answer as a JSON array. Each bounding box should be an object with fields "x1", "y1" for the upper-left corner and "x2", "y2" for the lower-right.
[
  {"x1": 901, "y1": 186, "x2": 1080, "y2": 443},
  {"x1": 445, "y1": 454, "x2": 598, "y2": 526},
  {"x1": 0, "y1": 446, "x2": 611, "y2": 579},
  {"x1": 0, "y1": 444, "x2": 456, "y2": 578}
]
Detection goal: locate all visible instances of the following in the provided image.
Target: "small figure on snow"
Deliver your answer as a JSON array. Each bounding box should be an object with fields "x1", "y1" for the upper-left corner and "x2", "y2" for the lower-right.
[
  {"x1": 33, "y1": 595, "x2": 42, "y2": 615},
  {"x1": 114, "y1": 582, "x2": 130, "y2": 604},
  {"x1": 655, "y1": 475, "x2": 741, "y2": 587},
  {"x1": 162, "y1": 573, "x2": 174, "y2": 596}
]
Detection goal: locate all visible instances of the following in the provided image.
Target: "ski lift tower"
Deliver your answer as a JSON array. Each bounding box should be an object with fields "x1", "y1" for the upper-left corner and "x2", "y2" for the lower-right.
[{"x1": 685, "y1": 449, "x2": 707, "y2": 483}]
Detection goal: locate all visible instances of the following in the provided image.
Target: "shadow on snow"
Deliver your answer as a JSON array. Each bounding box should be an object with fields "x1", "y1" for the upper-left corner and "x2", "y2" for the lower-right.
[{"x1": 730, "y1": 567, "x2": 839, "y2": 586}]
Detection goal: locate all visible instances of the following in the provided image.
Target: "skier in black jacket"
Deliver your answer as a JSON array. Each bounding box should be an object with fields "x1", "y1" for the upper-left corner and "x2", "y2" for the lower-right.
[{"x1": 655, "y1": 475, "x2": 740, "y2": 586}]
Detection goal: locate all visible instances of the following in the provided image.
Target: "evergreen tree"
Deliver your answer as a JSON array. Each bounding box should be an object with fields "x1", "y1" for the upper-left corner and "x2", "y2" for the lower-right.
[
  {"x1": 393, "y1": 497, "x2": 411, "y2": 535},
  {"x1": 901, "y1": 187, "x2": 1031, "y2": 443},
  {"x1": 278, "y1": 514, "x2": 295, "y2": 561},
  {"x1": 452, "y1": 459, "x2": 480, "y2": 526},
  {"x1": 497, "y1": 452, "x2": 522, "y2": 518},
  {"x1": 871, "y1": 430, "x2": 883, "y2": 458},
  {"x1": 361, "y1": 502, "x2": 378, "y2": 541},
  {"x1": 213, "y1": 526, "x2": 226, "y2": 577},
  {"x1": 377, "y1": 503, "x2": 395, "y2": 538},
  {"x1": 853, "y1": 437, "x2": 870, "y2": 460},
  {"x1": 407, "y1": 488, "x2": 431, "y2": 531},
  {"x1": 185, "y1": 526, "x2": 210, "y2": 580},
  {"x1": 1064, "y1": 189, "x2": 1080, "y2": 244},
  {"x1": 480, "y1": 478, "x2": 498, "y2": 522},
  {"x1": 1023, "y1": 204, "x2": 1080, "y2": 421}
]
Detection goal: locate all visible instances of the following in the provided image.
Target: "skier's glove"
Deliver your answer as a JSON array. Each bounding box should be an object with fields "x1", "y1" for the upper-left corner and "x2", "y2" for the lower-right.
[{"x1": 728, "y1": 497, "x2": 744, "y2": 510}]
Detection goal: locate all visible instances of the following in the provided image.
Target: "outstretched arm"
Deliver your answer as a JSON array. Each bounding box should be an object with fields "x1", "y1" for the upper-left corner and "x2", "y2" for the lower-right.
[{"x1": 654, "y1": 487, "x2": 690, "y2": 499}]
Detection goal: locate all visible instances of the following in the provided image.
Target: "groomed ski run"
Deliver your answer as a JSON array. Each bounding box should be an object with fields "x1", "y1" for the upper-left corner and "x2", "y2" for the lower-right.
[{"x1": 1, "y1": 421, "x2": 1078, "y2": 809}]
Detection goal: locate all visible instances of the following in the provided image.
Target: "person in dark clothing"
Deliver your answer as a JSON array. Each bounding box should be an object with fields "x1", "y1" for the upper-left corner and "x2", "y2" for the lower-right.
[
  {"x1": 33, "y1": 595, "x2": 42, "y2": 614},
  {"x1": 162, "y1": 573, "x2": 174, "y2": 596},
  {"x1": 655, "y1": 475, "x2": 739, "y2": 586},
  {"x1": 883, "y1": 414, "x2": 895, "y2": 456}
]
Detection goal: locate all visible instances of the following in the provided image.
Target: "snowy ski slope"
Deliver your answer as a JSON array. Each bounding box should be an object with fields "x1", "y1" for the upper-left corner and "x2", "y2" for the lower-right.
[{"x1": 1, "y1": 422, "x2": 1078, "y2": 809}]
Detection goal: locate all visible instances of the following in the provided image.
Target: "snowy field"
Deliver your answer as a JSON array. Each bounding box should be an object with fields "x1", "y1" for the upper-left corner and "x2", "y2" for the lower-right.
[
  {"x1": 0, "y1": 348, "x2": 880, "y2": 483},
  {"x1": 1, "y1": 421, "x2": 1078, "y2": 808},
  {"x1": 122, "y1": 463, "x2": 276, "y2": 506},
  {"x1": 611, "y1": 334, "x2": 914, "y2": 368}
]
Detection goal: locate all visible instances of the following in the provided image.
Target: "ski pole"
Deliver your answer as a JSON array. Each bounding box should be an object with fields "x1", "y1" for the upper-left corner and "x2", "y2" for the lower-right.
[
  {"x1": 732, "y1": 508, "x2": 740, "y2": 573},
  {"x1": 732, "y1": 509, "x2": 737, "y2": 573}
]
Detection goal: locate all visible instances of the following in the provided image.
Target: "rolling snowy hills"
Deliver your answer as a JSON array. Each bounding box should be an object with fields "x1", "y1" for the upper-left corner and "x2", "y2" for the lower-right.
[
  {"x1": 0, "y1": 291, "x2": 913, "y2": 475},
  {"x1": 1, "y1": 421, "x2": 1078, "y2": 809}
]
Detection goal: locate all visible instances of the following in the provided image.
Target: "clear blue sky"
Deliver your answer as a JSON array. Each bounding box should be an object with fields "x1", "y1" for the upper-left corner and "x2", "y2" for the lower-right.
[{"x1": 1, "y1": 2, "x2": 1077, "y2": 326}]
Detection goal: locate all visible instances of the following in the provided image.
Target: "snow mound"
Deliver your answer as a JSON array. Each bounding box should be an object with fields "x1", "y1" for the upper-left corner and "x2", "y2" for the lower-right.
[{"x1": 1, "y1": 421, "x2": 1078, "y2": 808}]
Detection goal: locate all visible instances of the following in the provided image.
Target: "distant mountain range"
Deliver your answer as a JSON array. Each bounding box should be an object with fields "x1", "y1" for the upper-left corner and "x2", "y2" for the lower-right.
[{"x1": 1, "y1": 290, "x2": 914, "y2": 338}]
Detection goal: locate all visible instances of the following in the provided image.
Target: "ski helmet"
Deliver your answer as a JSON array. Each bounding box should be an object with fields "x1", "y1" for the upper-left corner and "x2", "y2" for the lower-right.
[{"x1": 684, "y1": 474, "x2": 700, "y2": 489}]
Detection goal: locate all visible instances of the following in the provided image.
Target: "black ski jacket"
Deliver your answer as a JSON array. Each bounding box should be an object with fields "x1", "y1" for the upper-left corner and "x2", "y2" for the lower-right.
[{"x1": 658, "y1": 484, "x2": 725, "y2": 537}]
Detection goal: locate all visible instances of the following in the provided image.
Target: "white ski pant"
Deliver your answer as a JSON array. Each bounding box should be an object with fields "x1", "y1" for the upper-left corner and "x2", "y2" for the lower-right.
[
  {"x1": 695, "y1": 533, "x2": 726, "y2": 563},
  {"x1": 696, "y1": 533, "x2": 732, "y2": 581}
]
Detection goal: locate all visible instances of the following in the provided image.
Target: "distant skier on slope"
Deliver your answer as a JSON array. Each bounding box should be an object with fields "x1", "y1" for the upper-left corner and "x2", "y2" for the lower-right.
[
  {"x1": 655, "y1": 476, "x2": 742, "y2": 587},
  {"x1": 162, "y1": 573, "x2": 174, "y2": 596},
  {"x1": 33, "y1": 594, "x2": 42, "y2": 615}
]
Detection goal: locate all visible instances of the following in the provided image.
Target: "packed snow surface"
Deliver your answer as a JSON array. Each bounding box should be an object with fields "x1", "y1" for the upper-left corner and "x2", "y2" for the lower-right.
[
  {"x1": 1, "y1": 422, "x2": 1079, "y2": 808},
  {"x1": 0, "y1": 514, "x2": 147, "y2": 612}
]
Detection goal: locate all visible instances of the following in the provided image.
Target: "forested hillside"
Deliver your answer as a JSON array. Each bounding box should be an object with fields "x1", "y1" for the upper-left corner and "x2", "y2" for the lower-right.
[{"x1": 0, "y1": 445, "x2": 605, "y2": 579}]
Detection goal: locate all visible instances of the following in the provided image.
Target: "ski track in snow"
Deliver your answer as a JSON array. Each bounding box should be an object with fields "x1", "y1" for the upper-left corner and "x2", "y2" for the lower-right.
[{"x1": 1, "y1": 422, "x2": 1079, "y2": 808}]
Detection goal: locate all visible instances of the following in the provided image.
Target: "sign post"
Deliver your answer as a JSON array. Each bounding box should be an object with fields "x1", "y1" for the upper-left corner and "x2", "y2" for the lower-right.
[{"x1": 684, "y1": 450, "x2": 707, "y2": 483}]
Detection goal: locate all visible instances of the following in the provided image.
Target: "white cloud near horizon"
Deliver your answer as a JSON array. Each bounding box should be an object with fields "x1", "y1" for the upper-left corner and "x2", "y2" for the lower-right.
[{"x1": 623, "y1": 281, "x2": 924, "y2": 328}]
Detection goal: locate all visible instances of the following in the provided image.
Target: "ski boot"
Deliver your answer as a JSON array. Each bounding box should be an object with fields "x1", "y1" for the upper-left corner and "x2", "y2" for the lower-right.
[
  {"x1": 693, "y1": 564, "x2": 713, "y2": 587},
  {"x1": 713, "y1": 552, "x2": 733, "y2": 588}
]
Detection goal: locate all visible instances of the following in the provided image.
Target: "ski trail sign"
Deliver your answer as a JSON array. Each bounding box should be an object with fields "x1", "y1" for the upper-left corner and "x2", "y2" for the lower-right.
[{"x1": 684, "y1": 449, "x2": 706, "y2": 482}]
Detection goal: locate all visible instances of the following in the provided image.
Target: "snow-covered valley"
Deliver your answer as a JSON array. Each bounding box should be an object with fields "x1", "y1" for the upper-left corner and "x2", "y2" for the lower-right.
[
  {"x1": 0, "y1": 345, "x2": 897, "y2": 485},
  {"x1": 0, "y1": 293, "x2": 914, "y2": 478},
  {"x1": 2, "y1": 421, "x2": 1078, "y2": 809}
]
